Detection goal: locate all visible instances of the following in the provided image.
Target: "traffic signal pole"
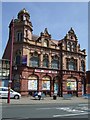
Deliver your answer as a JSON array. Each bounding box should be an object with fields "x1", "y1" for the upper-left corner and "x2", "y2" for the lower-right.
[{"x1": 7, "y1": 18, "x2": 14, "y2": 104}]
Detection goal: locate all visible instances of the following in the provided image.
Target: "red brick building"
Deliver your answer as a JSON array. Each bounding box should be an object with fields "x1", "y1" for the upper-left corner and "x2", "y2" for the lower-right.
[
  {"x1": 86, "y1": 71, "x2": 90, "y2": 94},
  {"x1": 3, "y1": 8, "x2": 86, "y2": 97}
]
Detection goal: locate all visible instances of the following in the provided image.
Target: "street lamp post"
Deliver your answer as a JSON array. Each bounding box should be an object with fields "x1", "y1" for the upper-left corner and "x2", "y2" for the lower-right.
[
  {"x1": 7, "y1": 19, "x2": 14, "y2": 104},
  {"x1": 60, "y1": 43, "x2": 63, "y2": 97},
  {"x1": 7, "y1": 80, "x2": 12, "y2": 103}
]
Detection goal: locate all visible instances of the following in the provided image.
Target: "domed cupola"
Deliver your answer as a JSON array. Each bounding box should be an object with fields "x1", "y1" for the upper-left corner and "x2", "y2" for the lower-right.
[{"x1": 18, "y1": 8, "x2": 30, "y2": 21}]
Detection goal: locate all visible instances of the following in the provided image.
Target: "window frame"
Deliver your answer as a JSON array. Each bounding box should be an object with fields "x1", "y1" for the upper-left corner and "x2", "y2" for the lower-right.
[
  {"x1": 17, "y1": 31, "x2": 23, "y2": 42},
  {"x1": 67, "y1": 42, "x2": 71, "y2": 51}
]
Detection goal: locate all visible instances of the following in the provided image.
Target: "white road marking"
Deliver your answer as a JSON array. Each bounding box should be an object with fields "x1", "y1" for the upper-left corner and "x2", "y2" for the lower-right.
[
  {"x1": 37, "y1": 107, "x2": 55, "y2": 110},
  {"x1": 77, "y1": 106, "x2": 88, "y2": 111},
  {"x1": 53, "y1": 112, "x2": 88, "y2": 117},
  {"x1": 78, "y1": 104, "x2": 88, "y2": 106},
  {"x1": 37, "y1": 107, "x2": 85, "y2": 113},
  {"x1": 56, "y1": 107, "x2": 84, "y2": 113}
]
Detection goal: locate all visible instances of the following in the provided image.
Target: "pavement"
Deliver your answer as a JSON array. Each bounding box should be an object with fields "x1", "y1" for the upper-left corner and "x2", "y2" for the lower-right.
[{"x1": 0, "y1": 96, "x2": 89, "y2": 105}]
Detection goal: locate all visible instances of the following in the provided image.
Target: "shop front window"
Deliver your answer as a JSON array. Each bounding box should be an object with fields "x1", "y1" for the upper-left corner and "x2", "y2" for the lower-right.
[
  {"x1": 42, "y1": 80, "x2": 50, "y2": 90},
  {"x1": 28, "y1": 80, "x2": 37, "y2": 90},
  {"x1": 67, "y1": 80, "x2": 77, "y2": 90},
  {"x1": 42, "y1": 76, "x2": 50, "y2": 90},
  {"x1": 28, "y1": 75, "x2": 38, "y2": 90}
]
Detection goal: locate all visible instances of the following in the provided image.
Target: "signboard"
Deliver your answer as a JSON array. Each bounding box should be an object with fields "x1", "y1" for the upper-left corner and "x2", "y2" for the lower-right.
[
  {"x1": 35, "y1": 69, "x2": 57, "y2": 73},
  {"x1": 22, "y1": 55, "x2": 27, "y2": 65},
  {"x1": 28, "y1": 80, "x2": 37, "y2": 90},
  {"x1": 42, "y1": 80, "x2": 50, "y2": 90}
]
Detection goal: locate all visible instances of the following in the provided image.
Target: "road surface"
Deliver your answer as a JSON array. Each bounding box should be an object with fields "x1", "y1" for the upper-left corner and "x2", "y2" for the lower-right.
[{"x1": 1, "y1": 103, "x2": 89, "y2": 119}]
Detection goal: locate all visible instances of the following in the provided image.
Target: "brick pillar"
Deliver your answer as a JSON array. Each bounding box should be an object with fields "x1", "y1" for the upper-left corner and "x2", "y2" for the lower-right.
[
  {"x1": 38, "y1": 78, "x2": 42, "y2": 92},
  {"x1": 20, "y1": 79, "x2": 28, "y2": 96},
  {"x1": 50, "y1": 80, "x2": 53, "y2": 97},
  {"x1": 87, "y1": 84, "x2": 90, "y2": 94},
  {"x1": 40, "y1": 54, "x2": 43, "y2": 67}
]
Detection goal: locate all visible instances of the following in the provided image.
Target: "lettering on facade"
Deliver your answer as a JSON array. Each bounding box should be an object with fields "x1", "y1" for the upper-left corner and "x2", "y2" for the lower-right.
[{"x1": 35, "y1": 69, "x2": 57, "y2": 73}]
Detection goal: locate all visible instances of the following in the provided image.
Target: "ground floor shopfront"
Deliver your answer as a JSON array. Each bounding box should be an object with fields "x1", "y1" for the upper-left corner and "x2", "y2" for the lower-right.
[{"x1": 12, "y1": 66, "x2": 86, "y2": 97}]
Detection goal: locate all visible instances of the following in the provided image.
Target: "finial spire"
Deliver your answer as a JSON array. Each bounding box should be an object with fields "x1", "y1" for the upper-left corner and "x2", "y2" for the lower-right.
[
  {"x1": 68, "y1": 27, "x2": 75, "y2": 34},
  {"x1": 44, "y1": 28, "x2": 49, "y2": 34}
]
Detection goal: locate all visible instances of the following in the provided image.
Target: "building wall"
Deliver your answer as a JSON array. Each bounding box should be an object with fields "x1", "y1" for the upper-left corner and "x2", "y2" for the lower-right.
[{"x1": 2, "y1": 8, "x2": 87, "y2": 97}]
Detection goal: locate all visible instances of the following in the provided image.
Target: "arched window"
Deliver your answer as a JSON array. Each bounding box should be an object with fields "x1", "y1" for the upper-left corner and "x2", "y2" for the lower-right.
[
  {"x1": 16, "y1": 55, "x2": 21, "y2": 65},
  {"x1": 43, "y1": 39, "x2": 48, "y2": 47},
  {"x1": 43, "y1": 54, "x2": 49, "y2": 68},
  {"x1": 67, "y1": 42, "x2": 71, "y2": 51},
  {"x1": 15, "y1": 50, "x2": 21, "y2": 65},
  {"x1": 13, "y1": 74, "x2": 20, "y2": 91},
  {"x1": 51, "y1": 55, "x2": 59, "y2": 69},
  {"x1": 81, "y1": 60, "x2": 85, "y2": 71},
  {"x1": 68, "y1": 59, "x2": 75, "y2": 70},
  {"x1": 71, "y1": 43, "x2": 76, "y2": 52},
  {"x1": 17, "y1": 32, "x2": 22, "y2": 42},
  {"x1": 42, "y1": 76, "x2": 50, "y2": 90},
  {"x1": 28, "y1": 75, "x2": 38, "y2": 90},
  {"x1": 30, "y1": 52, "x2": 39, "y2": 67},
  {"x1": 67, "y1": 78, "x2": 77, "y2": 90}
]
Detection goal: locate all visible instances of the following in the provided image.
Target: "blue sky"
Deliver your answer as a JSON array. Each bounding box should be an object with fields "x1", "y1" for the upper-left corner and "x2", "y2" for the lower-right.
[{"x1": 1, "y1": 2, "x2": 88, "y2": 69}]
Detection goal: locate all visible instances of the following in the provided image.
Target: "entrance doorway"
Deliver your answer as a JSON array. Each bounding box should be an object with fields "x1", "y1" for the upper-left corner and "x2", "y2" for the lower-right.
[
  {"x1": 54, "y1": 82, "x2": 58, "y2": 94},
  {"x1": 53, "y1": 76, "x2": 59, "y2": 95}
]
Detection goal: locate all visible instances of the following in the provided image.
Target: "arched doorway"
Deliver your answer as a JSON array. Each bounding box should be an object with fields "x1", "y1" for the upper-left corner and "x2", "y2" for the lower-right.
[
  {"x1": 53, "y1": 76, "x2": 59, "y2": 94},
  {"x1": 42, "y1": 76, "x2": 50, "y2": 96},
  {"x1": 28, "y1": 75, "x2": 38, "y2": 95},
  {"x1": 13, "y1": 74, "x2": 20, "y2": 91}
]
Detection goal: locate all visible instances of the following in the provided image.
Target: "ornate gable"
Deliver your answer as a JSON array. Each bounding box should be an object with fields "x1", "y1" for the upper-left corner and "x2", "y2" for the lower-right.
[
  {"x1": 64, "y1": 27, "x2": 78, "y2": 41},
  {"x1": 40, "y1": 28, "x2": 51, "y2": 39}
]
